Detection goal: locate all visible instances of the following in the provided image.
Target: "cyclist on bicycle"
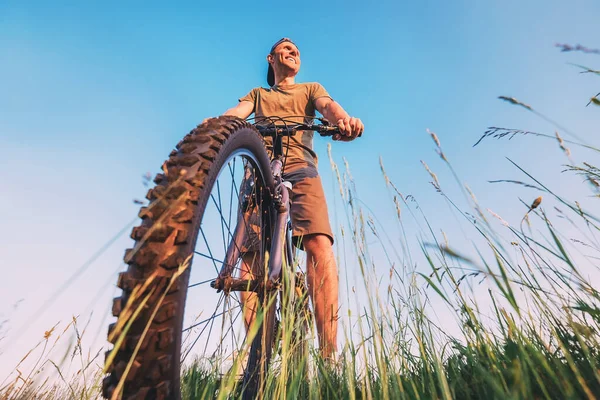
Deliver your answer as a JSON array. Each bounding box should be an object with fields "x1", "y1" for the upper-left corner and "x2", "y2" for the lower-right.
[{"x1": 218, "y1": 37, "x2": 363, "y2": 360}]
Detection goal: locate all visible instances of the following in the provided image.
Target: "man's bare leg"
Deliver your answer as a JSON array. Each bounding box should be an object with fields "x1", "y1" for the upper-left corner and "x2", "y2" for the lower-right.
[
  {"x1": 303, "y1": 234, "x2": 338, "y2": 360},
  {"x1": 239, "y1": 253, "x2": 259, "y2": 331}
]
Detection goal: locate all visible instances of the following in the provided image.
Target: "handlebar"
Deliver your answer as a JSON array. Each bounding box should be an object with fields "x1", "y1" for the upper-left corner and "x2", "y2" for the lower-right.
[{"x1": 255, "y1": 124, "x2": 340, "y2": 137}]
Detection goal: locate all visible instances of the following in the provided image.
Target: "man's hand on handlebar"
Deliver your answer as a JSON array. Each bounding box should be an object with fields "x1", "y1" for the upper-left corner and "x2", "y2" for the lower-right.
[{"x1": 334, "y1": 117, "x2": 364, "y2": 142}]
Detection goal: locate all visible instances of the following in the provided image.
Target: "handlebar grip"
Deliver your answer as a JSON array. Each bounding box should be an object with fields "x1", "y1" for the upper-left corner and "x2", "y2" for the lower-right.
[
  {"x1": 319, "y1": 127, "x2": 363, "y2": 138},
  {"x1": 317, "y1": 126, "x2": 339, "y2": 137}
]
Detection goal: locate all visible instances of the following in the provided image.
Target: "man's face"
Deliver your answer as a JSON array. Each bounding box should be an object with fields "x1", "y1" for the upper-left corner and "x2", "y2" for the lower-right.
[{"x1": 268, "y1": 42, "x2": 301, "y2": 76}]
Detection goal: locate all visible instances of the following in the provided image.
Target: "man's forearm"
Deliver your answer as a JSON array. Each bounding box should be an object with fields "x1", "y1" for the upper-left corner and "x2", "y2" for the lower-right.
[
  {"x1": 222, "y1": 108, "x2": 245, "y2": 118},
  {"x1": 314, "y1": 97, "x2": 363, "y2": 140},
  {"x1": 322, "y1": 101, "x2": 350, "y2": 123},
  {"x1": 221, "y1": 101, "x2": 254, "y2": 119}
]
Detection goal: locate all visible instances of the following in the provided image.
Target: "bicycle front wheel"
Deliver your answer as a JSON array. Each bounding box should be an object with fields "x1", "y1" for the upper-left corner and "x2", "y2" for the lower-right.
[{"x1": 103, "y1": 116, "x2": 276, "y2": 399}]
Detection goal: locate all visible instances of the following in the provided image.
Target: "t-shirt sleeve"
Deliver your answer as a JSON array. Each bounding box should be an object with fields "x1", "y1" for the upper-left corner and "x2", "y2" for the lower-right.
[
  {"x1": 310, "y1": 83, "x2": 332, "y2": 104},
  {"x1": 238, "y1": 88, "x2": 258, "y2": 112}
]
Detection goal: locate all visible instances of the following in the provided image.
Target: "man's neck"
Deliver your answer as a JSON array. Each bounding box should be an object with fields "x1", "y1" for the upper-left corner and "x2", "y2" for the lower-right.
[{"x1": 274, "y1": 76, "x2": 296, "y2": 87}]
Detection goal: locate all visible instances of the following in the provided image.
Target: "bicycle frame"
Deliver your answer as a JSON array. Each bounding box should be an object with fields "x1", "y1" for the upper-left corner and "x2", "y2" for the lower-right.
[
  {"x1": 210, "y1": 125, "x2": 320, "y2": 293},
  {"x1": 210, "y1": 122, "x2": 340, "y2": 292}
]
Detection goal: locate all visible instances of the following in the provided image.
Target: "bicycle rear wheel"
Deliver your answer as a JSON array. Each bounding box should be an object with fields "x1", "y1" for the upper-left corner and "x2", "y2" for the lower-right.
[{"x1": 103, "y1": 116, "x2": 276, "y2": 399}]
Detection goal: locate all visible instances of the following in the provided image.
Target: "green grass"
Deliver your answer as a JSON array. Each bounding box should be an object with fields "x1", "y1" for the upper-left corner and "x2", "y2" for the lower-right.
[{"x1": 173, "y1": 121, "x2": 600, "y2": 399}]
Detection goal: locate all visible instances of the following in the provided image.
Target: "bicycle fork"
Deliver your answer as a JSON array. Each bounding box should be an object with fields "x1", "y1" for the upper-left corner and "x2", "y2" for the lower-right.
[{"x1": 210, "y1": 158, "x2": 292, "y2": 293}]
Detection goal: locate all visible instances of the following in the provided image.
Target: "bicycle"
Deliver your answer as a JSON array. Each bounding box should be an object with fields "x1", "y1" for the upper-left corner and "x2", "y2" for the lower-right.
[{"x1": 102, "y1": 116, "x2": 341, "y2": 400}]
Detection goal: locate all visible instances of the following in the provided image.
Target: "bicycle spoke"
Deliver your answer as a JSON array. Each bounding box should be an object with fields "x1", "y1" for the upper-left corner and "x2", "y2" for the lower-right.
[
  {"x1": 208, "y1": 198, "x2": 257, "y2": 277},
  {"x1": 201, "y1": 297, "x2": 226, "y2": 361},
  {"x1": 188, "y1": 277, "x2": 216, "y2": 289},
  {"x1": 229, "y1": 307, "x2": 243, "y2": 359},
  {"x1": 216, "y1": 296, "x2": 245, "y2": 360},
  {"x1": 199, "y1": 226, "x2": 220, "y2": 275},
  {"x1": 181, "y1": 294, "x2": 225, "y2": 363},
  {"x1": 193, "y1": 251, "x2": 223, "y2": 265},
  {"x1": 181, "y1": 295, "x2": 240, "y2": 363},
  {"x1": 229, "y1": 158, "x2": 240, "y2": 199},
  {"x1": 203, "y1": 292, "x2": 244, "y2": 363},
  {"x1": 216, "y1": 297, "x2": 231, "y2": 362},
  {"x1": 215, "y1": 180, "x2": 228, "y2": 255},
  {"x1": 182, "y1": 295, "x2": 230, "y2": 333},
  {"x1": 210, "y1": 194, "x2": 235, "y2": 240}
]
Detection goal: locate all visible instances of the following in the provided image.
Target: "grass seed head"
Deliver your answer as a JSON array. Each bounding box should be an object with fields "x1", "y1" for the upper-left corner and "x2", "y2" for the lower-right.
[
  {"x1": 530, "y1": 196, "x2": 542, "y2": 210},
  {"x1": 420, "y1": 160, "x2": 440, "y2": 191},
  {"x1": 554, "y1": 131, "x2": 571, "y2": 157},
  {"x1": 498, "y1": 96, "x2": 532, "y2": 110},
  {"x1": 427, "y1": 129, "x2": 441, "y2": 148},
  {"x1": 44, "y1": 327, "x2": 55, "y2": 340}
]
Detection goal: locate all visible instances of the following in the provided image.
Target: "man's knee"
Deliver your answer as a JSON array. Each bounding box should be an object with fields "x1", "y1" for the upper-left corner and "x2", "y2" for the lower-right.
[{"x1": 302, "y1": 233, "x2": 332, "y2": 253}]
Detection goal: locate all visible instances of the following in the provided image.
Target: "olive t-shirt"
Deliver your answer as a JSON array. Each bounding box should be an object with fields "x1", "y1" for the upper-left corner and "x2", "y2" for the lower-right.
[{"x1": 239, "y1": 82, "x2": 331, "y2": 172}]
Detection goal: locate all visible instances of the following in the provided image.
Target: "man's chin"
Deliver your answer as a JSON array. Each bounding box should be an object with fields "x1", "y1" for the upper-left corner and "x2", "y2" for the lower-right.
[
  {"x1": 281, "y1": 61, "x2": 299, "y2": 70},
  {"x1": 280, "y1": 66, "x2": 300, "y2": 76}
]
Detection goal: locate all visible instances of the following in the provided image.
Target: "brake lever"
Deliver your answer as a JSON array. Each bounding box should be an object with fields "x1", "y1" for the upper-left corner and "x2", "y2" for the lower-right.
[{"x1": 316, "y1": 117, "x2": 331, "y2": 126}]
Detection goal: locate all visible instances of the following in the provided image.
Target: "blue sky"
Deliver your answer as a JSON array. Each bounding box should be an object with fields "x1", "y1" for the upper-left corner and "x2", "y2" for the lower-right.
[{"x1": 1, "y1": 0, "x2": 599, "y2": 378}]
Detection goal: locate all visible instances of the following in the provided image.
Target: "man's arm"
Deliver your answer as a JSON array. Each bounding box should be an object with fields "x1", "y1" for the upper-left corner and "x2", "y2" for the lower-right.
[
  {"x1": 203, "y1": 101, "x2": 254, "y2": 124},
  {"x1": 222, "y1": 101, "x2": 254, "y2": 119},
  {"x1": 314, "y1": 97, "x2": 364, "y2": 141}
]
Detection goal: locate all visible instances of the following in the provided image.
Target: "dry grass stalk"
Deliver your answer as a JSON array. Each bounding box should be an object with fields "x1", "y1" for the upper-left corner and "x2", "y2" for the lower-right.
[
  {"x1": 498, "y1": 96, "x2": 533, "y2": 110},
  {"x1": 555, "y1": 43, "x2": 600, "y2": 54},
  {"x1": 555, "y1": 131, "x2": 572, "y2": 157},
  {"x1": 427, "y1": 129, "x2": 447, "y2": 161},
  {"x1": 420, "y1": 161, "x2": 440, "y2": 191},
  {"x1": 487, "y1": 209, "x2": 510, "y2": 227}
]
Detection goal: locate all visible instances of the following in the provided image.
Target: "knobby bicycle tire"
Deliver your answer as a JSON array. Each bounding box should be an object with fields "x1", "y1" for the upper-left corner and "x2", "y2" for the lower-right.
[{"x1": 103, "y1": 116, "x2": 277, "y2": 400}]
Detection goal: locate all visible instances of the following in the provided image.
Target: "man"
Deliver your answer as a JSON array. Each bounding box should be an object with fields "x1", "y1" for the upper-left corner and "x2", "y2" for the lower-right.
[{"x1": 220, "y1": 38, "x2": 363, "y2": 359}]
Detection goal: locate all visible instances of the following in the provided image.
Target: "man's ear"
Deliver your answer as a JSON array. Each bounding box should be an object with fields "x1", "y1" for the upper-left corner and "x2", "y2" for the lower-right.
[{"x1": 266, "y1": 53, "x2": 274, "y2": 64}]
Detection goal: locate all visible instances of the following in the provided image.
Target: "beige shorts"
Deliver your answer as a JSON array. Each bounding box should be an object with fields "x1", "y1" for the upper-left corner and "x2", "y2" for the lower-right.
[{"x1": 241, "y1": 167, "x2": 334, "y2": 251}]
